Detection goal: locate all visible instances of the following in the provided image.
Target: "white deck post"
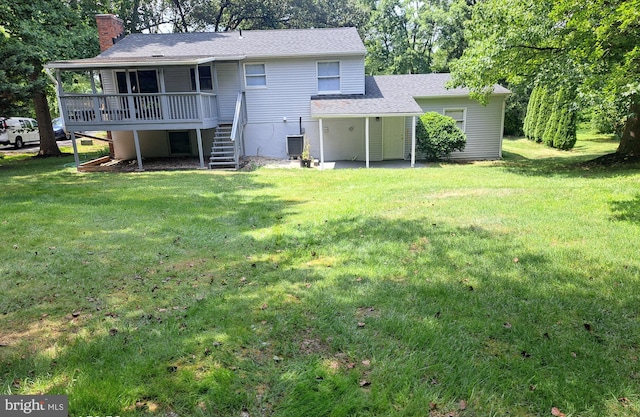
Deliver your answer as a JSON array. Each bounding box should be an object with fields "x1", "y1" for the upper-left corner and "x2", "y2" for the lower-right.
[
  {"x1": 365, "y1": 117, "x2": 370, "y2": 168},
  {"x1": 125, "y1": 70, "x2": 135, "y2": 120},
  {"x1": 159, "y1": 68, "x2": 169, "y2": 120},
  {"x1": 133, "y1": 130, "x2": 144, "y2": 171},
  {"x1": 70, "y1": 131, "x2": 80, "y2": 169},
  {"x1": 411, "y1": 116, "x2": 416, "y2": 168},
  {"x1": 212, "y1": 62, "x2": 220, "y2": 120},
  {"x1": 319, "y1": 118, "x2": 325, "y2": 170},
  {"x1": 196, "y1": 128, "x2": 205, "y2": 169},
  {"x1": 89, "y1": 71, "x2": 101, "y2": 122}
]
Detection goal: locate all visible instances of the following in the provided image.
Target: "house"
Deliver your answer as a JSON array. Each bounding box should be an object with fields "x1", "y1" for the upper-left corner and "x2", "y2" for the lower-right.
[{"x1": 45, "y1": 14, "x2": 510, "y2": 171}]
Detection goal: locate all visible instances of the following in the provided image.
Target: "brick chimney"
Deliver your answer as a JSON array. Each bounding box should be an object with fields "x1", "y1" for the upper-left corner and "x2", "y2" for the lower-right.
[{"x1": 96, "y1": 14, "x2": 125, "y2": 52}]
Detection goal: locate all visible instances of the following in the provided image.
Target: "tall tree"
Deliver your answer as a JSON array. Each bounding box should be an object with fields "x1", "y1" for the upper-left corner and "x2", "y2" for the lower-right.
[
  {"x1": 0, "y1": 0, "x2": 98, "y2": 156},
  {"x1": 363, "y1": 0, "x2": 475, "y2": 75},
  {"x1": 449, "y1": 0, "x2": 640, "y2": 156},
  {"x1": 128, "y1": 0, "x2": 369, "y2": 33}
]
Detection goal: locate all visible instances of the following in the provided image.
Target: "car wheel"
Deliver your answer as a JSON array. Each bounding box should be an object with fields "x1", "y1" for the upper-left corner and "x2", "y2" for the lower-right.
[{"x1": 15, "y1": 137, "x2": 23, "y2": 149}]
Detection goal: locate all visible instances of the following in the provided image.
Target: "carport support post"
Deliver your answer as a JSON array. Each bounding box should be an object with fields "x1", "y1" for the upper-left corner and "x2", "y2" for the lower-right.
[
  {"x1": 365, "y1": 117, "x2": 370, "y2": 168},
  {"x1": 70, "y1": 132, "x2": 80, "y2": 169},
  {"x1": 196, "y1": 128, "x2": 205, "y2": 169},
  {"x1": 319, "y1": 118, "x2": 325, "y2": 170},
  {"x1": 133, "y1": 130, "x2": 144, "y2": 171},
  {"x1": 411, "y1": 116, "x2": 416, "y2": 168}
]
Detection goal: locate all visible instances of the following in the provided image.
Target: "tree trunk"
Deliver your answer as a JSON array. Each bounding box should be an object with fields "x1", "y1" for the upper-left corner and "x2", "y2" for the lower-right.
[
  {"x1": 34, "y1": 90, "x2": 62, "y2": 157},
  {"x1": 617, "y1": 95, "x2": 640, "y2": 155}
]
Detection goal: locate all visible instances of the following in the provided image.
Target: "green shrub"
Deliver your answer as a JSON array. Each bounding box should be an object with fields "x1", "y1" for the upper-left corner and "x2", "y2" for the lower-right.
[
  {"x1": 543, "y1": 90, "x2": 563, "y2": 147},
  {"x1": 590, "y1": 101, "x2": 624, "y2": 138},
  {"x1": 523, "y1": 86, "x2": 541, "y2": 139},
  {"x1": 533, "y1": 87, "x2": 552, "y2": 143},
  {"x1": 416, "y1": 112, "x2": 467, "y2": 160},
  {"x1": 553, "y1": 105, "x2": 577, "y2": 150}
]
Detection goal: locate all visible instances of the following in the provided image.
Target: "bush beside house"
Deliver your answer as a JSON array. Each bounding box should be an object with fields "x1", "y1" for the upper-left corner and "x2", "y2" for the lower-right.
[{"x1": 416, "y1": 112, "x2": 467, "y2": 160}]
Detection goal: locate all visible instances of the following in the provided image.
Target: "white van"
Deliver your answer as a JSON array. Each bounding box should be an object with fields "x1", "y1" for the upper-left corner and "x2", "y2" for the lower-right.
[{"x1": 0, "y1": 117, "x2": 40, "y2": 148}]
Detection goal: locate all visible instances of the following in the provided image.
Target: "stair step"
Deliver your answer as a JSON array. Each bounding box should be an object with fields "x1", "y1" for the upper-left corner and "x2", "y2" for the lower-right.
[
  {"x1": 209, "y1": 123, "x2": 237, "y2": 169},
  {"x1": 209, "y1": 162, "x2": 236, "y2": 167}
]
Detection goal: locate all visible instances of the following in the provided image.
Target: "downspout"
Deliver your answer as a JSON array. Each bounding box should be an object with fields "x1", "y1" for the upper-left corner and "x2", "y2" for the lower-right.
[
  {"x1": 365, "y1": 117, "x2": 370, "y2": 168},
  {"x1": 411, "y1": 116, "x2": 416, "y2": 168},
  {"x1": 499, "y1": 97, "x2": 507, "y2": 159}
]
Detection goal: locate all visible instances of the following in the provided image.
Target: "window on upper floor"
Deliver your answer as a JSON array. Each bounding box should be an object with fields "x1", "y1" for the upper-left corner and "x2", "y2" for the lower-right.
[
  {"x1": 317, "y1": 61, "x2": 340, "y2": 94},
  {"x1": 190, "y1": 65, "x2": 213, "y2": 91},
  {"x1": 244, "y1": 63, "x2": 266, "y2": 88},
  {"x1": 444, "y1": 108, "x2": 466, "y2": 132}
]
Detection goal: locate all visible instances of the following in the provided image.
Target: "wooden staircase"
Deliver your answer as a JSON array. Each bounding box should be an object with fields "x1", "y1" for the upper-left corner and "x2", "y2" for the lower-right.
[{"x1": 209, "y1": 123, "x2": 236, "y2": 169}]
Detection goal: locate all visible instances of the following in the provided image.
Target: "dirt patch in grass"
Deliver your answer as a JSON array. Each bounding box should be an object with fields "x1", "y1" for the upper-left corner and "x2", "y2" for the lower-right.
[
  {"x1": 581, "y1": 152, "x2": 640, "y2": 167},
  {"x1": 298, "y1": 327, "x2": 331, "y2": 356}
]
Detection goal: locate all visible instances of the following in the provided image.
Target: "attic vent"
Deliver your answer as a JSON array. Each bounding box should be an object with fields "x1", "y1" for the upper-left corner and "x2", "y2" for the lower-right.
[
  {"x1": 151, "y1": 54, "x2": 164, "y2": 57},
  {"x1": 286, "y1": 135, "x2": 304, "y2": 159}
]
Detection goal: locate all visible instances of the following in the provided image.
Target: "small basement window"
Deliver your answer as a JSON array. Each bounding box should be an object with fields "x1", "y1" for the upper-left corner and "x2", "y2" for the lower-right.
[
  {"x1": 444, "y1": 108, "x2": 466, "y2": 132},
  {"x1": 168, "y1": 131, "x2": 191, "y2": 154}
]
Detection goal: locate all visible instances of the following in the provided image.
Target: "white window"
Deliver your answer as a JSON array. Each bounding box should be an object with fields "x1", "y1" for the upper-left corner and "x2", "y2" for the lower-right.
[
  {"x1": 317, "y1": 61, "x2": 340, "y2": 93},
  {"x1": 444, "y1": 108, "x2": 466, "y2": 132},
  {"x1": 244, "y1": 63, "x2": 266, "y2": 88}
]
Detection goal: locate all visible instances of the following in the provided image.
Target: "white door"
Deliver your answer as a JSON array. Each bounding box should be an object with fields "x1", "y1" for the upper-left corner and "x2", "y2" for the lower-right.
[{"x1": 382, "y1": 117, "x2": 404, "y2": 160}]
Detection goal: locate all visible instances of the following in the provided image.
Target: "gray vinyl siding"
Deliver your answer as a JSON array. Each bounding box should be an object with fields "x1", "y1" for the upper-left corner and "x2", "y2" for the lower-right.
[
  {"x1": 216, "y1": 62, "x2": 242, "y2": 121},
  {"x1": 163, "y1": 67, "x2": 191, "y2": 92},
  {"x1": 244, "y1": 56, "x2": 365, "y2": 124},
  {"x1": 340, "y1": 56, "x2": 366, "y2": 95},
  {"x1": 414, "y1": 96, "x2": 505, "y2": 160}
]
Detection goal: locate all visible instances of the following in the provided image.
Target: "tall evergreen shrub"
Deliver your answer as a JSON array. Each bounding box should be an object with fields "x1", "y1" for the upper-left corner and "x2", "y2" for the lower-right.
[
  {"x1": 553, "y1": 97, "x2": 577, "y2": 150},
  {"x1": 533, "y1": 87, "x2": 552, "y2": 143},
  {"x1": 543, "y1": 90, "x2": 563, "y2": 146},
  {"x1": 523, "y1": 87, "x2": 540, "y2": 140}
]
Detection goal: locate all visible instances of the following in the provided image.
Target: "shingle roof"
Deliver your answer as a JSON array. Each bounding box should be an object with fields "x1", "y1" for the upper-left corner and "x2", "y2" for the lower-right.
[
  {"x1": 46, "y1": 27, "x2": 366, "y2": 69},
  {"x1": 380, "y1": 73, "x2": 511, "y2": 97},
  {"x1": 310, "y1": 74, "x2": 510, "y2": 117},
  {"x1": 101, "y1": 27, "x2": 366, "y2": 59}
]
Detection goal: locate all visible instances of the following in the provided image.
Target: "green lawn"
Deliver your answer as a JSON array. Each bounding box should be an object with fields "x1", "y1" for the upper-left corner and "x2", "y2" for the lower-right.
[{"x1": 1, "y1": 136, "x2": 639, "y2": 416}]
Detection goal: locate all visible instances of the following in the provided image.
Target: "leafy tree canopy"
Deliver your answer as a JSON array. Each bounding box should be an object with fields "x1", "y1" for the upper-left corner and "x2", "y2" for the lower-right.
[
  {"x1": 0, "y1": 0, "x2": 98, "y2": 155},
  {"x1": 449, "y1": 0, "x2": 640, "y2": 155}
]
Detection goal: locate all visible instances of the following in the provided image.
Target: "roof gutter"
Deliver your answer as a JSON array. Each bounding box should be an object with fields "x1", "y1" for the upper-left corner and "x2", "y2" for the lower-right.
[
  {"x1": 44, "y1": 55, "x2": 246, "y2": 70},
  {"x1": 311, "y1": 112, "x2": 422, "y2": 119}
]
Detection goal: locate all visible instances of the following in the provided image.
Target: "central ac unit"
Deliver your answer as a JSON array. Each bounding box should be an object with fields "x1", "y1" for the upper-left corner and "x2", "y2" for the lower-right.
[{"x1": 286, "y1": 135, "x2": 304, "y2": 159}]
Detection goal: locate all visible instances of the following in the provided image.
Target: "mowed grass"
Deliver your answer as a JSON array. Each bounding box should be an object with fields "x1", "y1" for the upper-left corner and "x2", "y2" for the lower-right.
[{"x1": 1, "y1": 136, "x2": 639, "y2": 416}]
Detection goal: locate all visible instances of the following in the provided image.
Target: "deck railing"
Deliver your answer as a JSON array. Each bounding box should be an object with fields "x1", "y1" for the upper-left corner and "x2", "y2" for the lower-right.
[{"x1": 60, "y1": 92, "x2": 217, "y2": 125}]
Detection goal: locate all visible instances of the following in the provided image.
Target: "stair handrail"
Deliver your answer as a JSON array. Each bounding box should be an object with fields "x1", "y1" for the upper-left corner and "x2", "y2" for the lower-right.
[{"x1": 230, "y1": 91, "x2": 245, "y2": 169}]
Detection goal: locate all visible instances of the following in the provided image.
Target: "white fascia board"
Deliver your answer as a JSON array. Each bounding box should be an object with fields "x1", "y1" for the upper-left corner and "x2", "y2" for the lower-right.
[
  {"x1": 311, "y1": 112, "x2": 422, "y2": 119},
  {"x1": 45, "y1": 56, "x2": 246, "y2": 70}
]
